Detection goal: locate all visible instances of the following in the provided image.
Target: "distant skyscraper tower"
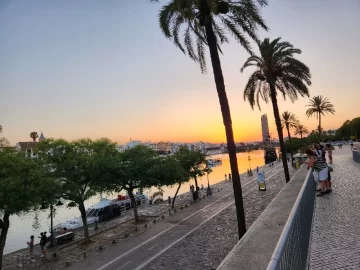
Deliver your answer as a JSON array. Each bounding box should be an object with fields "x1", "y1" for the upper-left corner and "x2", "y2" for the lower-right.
[{"x1": 261, "y1": 114, "x2": 270, "y2": 142}]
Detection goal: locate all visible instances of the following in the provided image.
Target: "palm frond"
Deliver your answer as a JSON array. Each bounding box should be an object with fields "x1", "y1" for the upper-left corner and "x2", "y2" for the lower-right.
[
  {"x1": 241, "y1": 37, "x2": 312, "y2": 111},
  {"x1": 155, "y1": 0, "x2": 268, "y2": 72}
]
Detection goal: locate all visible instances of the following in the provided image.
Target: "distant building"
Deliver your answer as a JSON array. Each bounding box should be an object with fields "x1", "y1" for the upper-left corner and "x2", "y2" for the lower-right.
[
  {"x1": 261, "y1": 114, "x2": 270, "y2": 142},
  {"x1": 124, "y1": 140, "x2": 142, "y2": 149},
  {"x1": 39, "y1": 132, "x2": 45, "y2": 142}
]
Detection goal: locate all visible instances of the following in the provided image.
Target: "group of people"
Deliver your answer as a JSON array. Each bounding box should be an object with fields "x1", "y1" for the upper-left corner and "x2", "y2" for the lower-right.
[
  {"x1": 305, "y1": 141, "x2": 334, "y2": 197},
  {"x1": 26, "y1": 227, "x2": 69, "y2": 259},
  {"x1": 27, "y1": 231, "x2": 48, "y2": 259},
  {"x1": 189, "y1": 184, "x2": 199, "y2": 201}
]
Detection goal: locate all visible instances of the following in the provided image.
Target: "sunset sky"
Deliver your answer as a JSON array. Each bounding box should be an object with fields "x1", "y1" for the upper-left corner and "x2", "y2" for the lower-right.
[{"x1": 1, "y1": 0, "x2": 359, "y2": 145}]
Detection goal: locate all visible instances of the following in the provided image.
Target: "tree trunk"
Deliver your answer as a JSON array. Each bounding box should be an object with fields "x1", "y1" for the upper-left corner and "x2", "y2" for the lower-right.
[
  {"x1": 78, "y1": 201, "x2": 90, "y2": 243},
  {"x1": 171, "y1": 183, "x2": 181, "y2": 209},
  {"x1": 287, "y1": 127, "x2": 294, "y2": 167},
  {"x1": 0, "y1": 212, "x2": 10, "y2": 270},
  {"x1": 194, "y1": 176, "x2": 199, "y2": 190},
  {"x1": 270, "y1": 84, "x2": 291, "y2": 183},
  {"x1": 318, "y1": 113, "x2": 322, "y2": 140},
  {"x1": 128, "y1": 190, "x2": 139, "y2": 222},
  {"x1": 205, "y1": 20, "x2": 246, "y2": 239}
]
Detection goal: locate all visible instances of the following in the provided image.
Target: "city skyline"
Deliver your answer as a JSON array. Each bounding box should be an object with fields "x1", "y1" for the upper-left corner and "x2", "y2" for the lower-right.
[{"x1": 1, "y1": 1, "x2": 359, "y2": 145}]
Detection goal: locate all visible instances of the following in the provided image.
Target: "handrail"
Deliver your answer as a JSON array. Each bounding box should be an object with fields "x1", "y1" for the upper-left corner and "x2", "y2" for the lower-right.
[{"x1": 267, "y1": 168, "x2": 315, "y2": 270}]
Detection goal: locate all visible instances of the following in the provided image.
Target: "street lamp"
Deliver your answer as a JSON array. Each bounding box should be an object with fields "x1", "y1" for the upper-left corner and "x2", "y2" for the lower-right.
[
  {"x1": 248, "y1": 155, "x2": 252, "y2": 171},
  {"x1": 40, "y1": 199, "x2": 64, "y2": 248},
  {"x1": 206, "y1": 166, "x2": 212, "y2": 196}
]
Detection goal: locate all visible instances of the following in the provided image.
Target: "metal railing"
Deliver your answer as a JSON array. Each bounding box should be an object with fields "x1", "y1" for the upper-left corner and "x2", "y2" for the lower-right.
[{"x1": 267, "y1": 169, "x2": 316, "y2": 270}]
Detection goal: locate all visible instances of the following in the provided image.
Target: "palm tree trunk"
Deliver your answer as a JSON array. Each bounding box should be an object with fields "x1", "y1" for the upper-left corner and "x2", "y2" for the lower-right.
[
  {"x1": 318, "y1": 113, "x2": 322, "y2": 140},
  {"x1": 270, "y1": 84, "x2": 291, "y2": 183},
  {"x1": 171, "y1": 183, "x2": 181, "y2": 209},
  {"x1": 0, "y1": 212, "x2": 10, "y2": 270},
  {"x1": 78, "y1": 201, "x2": 90, "y2": 243},
  {"x1": 128, "y1": 190, "x2": 139, "y2": 222},
  {"x1": 205, "y1": 20, "x2": 246, "y2": 238},
  {"x1": 287, "y1": 127, "x2": 293, "y2": 166}
]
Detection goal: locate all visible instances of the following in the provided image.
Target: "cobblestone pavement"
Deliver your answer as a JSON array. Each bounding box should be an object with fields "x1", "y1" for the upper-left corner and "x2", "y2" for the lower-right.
[
  {"x1": 308, "y1": 146, "x2": 360, "y2": 270},
  {"x1": 145, "y1": 166, "x2": 296, "y2": 270}
]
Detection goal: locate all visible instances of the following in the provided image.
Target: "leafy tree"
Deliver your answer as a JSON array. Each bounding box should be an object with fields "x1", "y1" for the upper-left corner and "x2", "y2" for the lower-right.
[
  {"x1": 305, "y1": 95, "x2": 335, "y2": 139},
  {"x1": 37, "y1": 138, "x2": 117, "y2": 243},
  {"x1": 241, "y1": 37, "x2": 311, "y2": 183},
  {"x1": 0, "y1": 150, "x2": 57, "y2": 268},
  {"x1": 30, "y1": 131, "x2": 39, "y2": 142},
  {"x1": 101, "y1": 145, "x2": 182, "y2": 222},
  {"x1": 152, "y1": 0, "x2": 269, "y2": 239},
  {"x1": 172, "y1": 146, "x2": 209, "y2": 208},
  {"x1": 294, "y1": 124, "x2": 309, "y2": 139}
]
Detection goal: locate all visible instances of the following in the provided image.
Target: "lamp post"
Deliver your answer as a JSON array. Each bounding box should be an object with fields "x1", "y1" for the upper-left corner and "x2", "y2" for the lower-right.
[
  {"x1": 206, "y1": 167, "x2": 212, "y2": 196},
  {"x1": 41, "y1": 200, "x2": 64, "y2": 248}
]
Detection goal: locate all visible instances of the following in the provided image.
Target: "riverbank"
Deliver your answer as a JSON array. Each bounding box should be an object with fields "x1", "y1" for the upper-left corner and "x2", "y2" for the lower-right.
[{"x1": 1, "y1": 163, "x2": 273, "y2": 270}]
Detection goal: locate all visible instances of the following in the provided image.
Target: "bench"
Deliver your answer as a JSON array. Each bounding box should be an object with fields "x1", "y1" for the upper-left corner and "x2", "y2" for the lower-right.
[{"x1": 55, "y1": 232, "x2": 75, "y2": 245}]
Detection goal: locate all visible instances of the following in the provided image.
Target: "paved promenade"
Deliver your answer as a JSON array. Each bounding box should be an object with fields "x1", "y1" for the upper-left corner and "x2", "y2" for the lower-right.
[
  {"x1": 308, "y1": 146, "x2": 360, "y2": 269},
  {"x1": 67, "y1": 163, "x2": 289, "y2": 270}
]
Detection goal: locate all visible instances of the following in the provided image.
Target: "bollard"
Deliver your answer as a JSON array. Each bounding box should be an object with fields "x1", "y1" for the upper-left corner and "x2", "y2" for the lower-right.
[
  {"x1": 153, "y1": 219, "x2": 157, "y2": 224},
  {"x1": 94, "y1": 220, "x2": 98, "y2": 231},
  {"x1": 135, "y1": 226, "x2": 138, "y2": 231},
  {"x1": 83, "y1": 248, "x2": 87, "y2": 258},
  {"x1": 185, "y1": 204, "x2": 187, "y2": 208},
  {"x1": 180, "y1": 206, "x2": 183, "y2": 210},
  {"x1": 161, "y1": 215, "x2": 165, "y2": 219},
  {"x1": 99, "y1": 245, "x2": 103, "y2": 251},
  {"x1": 174, "y1": 209, "x2": 177, "y2": 213},
  {"x1": 124, "y1": 232, "x2": 128, "y2": 238},
  {"x1": 112, "y1": 239, "x2": 116, "y2": 244}
]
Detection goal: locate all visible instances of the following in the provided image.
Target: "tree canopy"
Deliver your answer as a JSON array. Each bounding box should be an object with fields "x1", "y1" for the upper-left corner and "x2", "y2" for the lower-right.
[
  {"x1": 101, "y1": 145, "x2": 184, "y2": 221},
  {"x1": 37, "y1": 138, "x2": 117, "y2": 242},
  {"x1": 0, "y1": 149, "x2": 58, "y2": 268}
]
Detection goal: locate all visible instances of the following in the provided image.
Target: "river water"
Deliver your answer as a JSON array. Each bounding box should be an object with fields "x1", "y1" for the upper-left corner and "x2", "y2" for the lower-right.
[{"x1": 4, "y1": 150, "x2": 266, "y2": 255}]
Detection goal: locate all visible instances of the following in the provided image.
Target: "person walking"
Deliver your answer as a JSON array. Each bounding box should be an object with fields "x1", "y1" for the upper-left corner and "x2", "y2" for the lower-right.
[
  {"x1": 325, "y1": 143, "x2": 333, "y2": 164},
  {"x1": 39, "y1": 232, "x2": 47, "y2": 257},
  {"x1": 27, "y1": 235, "x2": 34, "y2": 259},
  {"x1": 228, "y1": 173, "x2": 232, "y2": 181}
]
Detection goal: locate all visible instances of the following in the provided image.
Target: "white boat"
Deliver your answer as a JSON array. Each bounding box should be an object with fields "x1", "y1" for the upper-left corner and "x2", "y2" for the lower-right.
[
  {"x1": 54, "y1": 194, "x2": 148, "y2": 231},
  {"x1": 207, "y1": 158, "x2": 222, "y2": 166}
]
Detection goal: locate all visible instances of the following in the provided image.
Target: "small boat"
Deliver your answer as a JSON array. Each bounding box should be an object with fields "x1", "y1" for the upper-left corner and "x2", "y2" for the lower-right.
[{"x1": 207, "y1": 158, "x2": 222, "y2": 166}]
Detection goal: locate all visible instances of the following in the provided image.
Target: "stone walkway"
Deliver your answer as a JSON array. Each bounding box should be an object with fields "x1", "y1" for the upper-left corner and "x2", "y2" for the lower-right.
[{"x1": 308, "y1": 146, "x2": 360, "y2": 269}]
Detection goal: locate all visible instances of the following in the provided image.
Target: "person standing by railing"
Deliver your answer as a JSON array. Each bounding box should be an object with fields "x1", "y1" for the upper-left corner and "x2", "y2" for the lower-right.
[{"x1": 305, "y1": 149, "x2": 331, "y2": 196}]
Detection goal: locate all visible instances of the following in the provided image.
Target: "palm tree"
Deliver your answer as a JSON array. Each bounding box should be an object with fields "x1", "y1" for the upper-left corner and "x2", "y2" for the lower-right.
[
  {"x1": 281, "y1": 111, "x2": 298, "y2": 164},
  {"x1": 152, "y1": 0, "x2": 268, "y2": 238},
  {"x1": 294, "y1": 124, "x2": 309, "y2": 139},
  {"x1": 241, "y1": 38, "x2": 311, "y2": 183},
  {"x1": 305, "y1": 95, "x2": 335, "y2": 139},
  {"x1": 30, "y1": 132, "x2": 38, "y2": 142}
]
